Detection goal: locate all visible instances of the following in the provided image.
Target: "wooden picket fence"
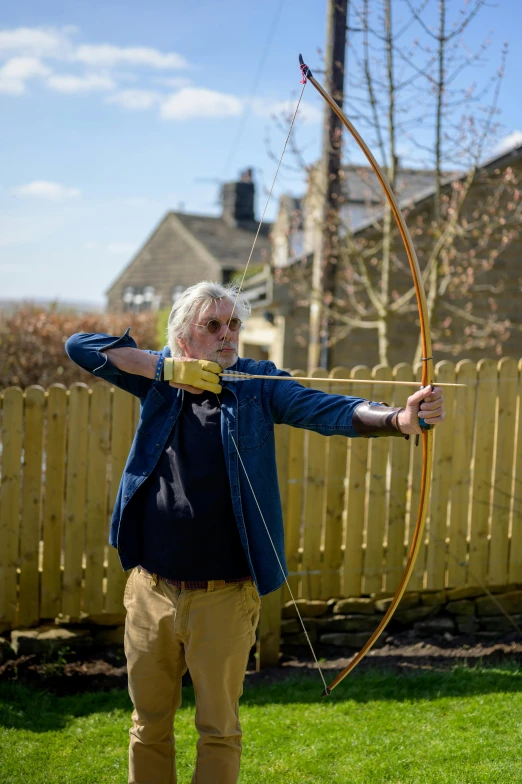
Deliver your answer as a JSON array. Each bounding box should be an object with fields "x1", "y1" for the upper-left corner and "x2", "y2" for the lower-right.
[{"x1": 1, "y1": 358, "x2": 522, "y2": 638}]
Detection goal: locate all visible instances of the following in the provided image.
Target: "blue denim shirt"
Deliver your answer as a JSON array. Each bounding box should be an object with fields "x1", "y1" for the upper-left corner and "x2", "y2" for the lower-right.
[{"x1": 65, "y1": 329, "x2": 366, "y2": 596}]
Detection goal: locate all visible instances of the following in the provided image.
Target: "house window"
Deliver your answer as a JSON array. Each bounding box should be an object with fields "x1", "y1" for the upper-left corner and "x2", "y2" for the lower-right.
[
  {"x1": 122, "y1": 286, "x2": 135, "y2": 312},
  {"x1": 122, "y1": 285, "x2": 159, "y2": 312},
  {"x1": 143, "y1": 286, "x2": 156, "y2": 307}
]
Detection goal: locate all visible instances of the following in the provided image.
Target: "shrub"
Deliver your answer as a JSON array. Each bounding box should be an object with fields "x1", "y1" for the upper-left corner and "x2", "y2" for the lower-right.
[{"x1": 0, "y1": 306, "x2": 160, "y2": 389}]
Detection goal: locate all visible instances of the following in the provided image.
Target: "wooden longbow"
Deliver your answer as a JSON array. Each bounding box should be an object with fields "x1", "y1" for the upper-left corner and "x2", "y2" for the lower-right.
[{"x1": 297, "y1": 54, "x2": 435, "y2": 695}]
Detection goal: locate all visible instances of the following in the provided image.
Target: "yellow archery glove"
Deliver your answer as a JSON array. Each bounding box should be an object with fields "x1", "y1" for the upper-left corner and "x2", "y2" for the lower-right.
[{"x1": 164, "y1": 358, "x2": 222, "y2": 394}]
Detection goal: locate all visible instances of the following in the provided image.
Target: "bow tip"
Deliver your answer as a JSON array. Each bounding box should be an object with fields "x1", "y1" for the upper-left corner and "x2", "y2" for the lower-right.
[
  {"x1": 321, "y1": 687, "x2": 332, "y2": 698},
  {"x1": 299, "y1": 53, "x2": 313, "y2": 79}
]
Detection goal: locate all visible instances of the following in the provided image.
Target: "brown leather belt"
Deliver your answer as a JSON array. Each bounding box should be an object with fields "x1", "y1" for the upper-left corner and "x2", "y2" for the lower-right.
[{"x1": 137, "y1": 566, "x2": 252, "y2": 591}]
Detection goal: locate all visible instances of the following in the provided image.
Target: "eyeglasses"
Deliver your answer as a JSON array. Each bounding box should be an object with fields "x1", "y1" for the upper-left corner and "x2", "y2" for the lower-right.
[{"x1": 191, "y1": 318, "x2": 242, "y2": 334}]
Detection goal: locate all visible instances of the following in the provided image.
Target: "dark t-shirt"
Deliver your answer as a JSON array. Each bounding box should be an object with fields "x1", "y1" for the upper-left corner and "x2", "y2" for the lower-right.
[{"x1": 137, "y1": 390, "x2": 251, "y2": 580}]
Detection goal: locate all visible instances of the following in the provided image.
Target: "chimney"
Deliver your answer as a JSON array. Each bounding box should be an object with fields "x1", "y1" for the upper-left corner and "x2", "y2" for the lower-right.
[{"x1": 221, "y1": 168, "x2": 255, "y2": 226}]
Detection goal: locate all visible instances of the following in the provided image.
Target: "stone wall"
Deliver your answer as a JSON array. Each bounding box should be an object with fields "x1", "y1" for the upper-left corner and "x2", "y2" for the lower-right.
[
  {"x1": 2, "y1": 586, "x2": 521, "y2": 667},
  {"x1": 281, "y1": 587, "x2": 522, "y2": 650}
]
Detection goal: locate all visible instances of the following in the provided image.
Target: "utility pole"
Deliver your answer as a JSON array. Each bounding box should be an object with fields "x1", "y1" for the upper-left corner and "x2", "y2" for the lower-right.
[{"x1": 307, "y1": 0, "x2": 348, "y2": 372}]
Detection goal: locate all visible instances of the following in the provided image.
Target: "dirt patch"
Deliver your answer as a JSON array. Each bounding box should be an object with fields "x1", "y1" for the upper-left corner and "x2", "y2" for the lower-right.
[
  {"x1": 0, "y1": 645, "x2": 129, "y2": 695},
  {"x1": 1, "y1": 632, "x2": 521, "y2": 696}
]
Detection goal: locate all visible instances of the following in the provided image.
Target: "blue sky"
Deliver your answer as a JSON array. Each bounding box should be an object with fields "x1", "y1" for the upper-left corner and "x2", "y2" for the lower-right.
[{"x1": 1, "y1": 0, "x2": 521, "y2": 306}]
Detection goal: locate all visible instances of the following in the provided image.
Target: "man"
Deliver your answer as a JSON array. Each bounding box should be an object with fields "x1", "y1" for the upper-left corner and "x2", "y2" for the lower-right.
[{"x1": 65, "y1": 280, "x2": 445, "y2": 784}]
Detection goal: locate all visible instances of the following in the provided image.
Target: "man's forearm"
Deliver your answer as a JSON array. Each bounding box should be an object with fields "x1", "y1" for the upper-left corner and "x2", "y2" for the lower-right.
[{"x1": 104, "y1": 347, "x2": 157, "y2": 379}]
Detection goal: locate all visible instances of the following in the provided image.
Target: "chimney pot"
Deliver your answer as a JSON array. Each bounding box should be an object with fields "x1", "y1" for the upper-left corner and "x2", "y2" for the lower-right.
[{"x1": 221, "y1": 168, "x2": 255, "y2": 226}]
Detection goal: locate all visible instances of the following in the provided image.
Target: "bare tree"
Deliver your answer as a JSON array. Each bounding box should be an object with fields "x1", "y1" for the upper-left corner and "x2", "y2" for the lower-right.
[{"x1": 272, "y1": 0, "x2": 521, "y2": 366}]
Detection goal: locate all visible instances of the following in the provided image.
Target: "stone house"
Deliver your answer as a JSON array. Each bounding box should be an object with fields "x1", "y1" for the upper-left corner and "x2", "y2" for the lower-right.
[
  {"x1": 246, "y1": 143, "x2": 522, "y2": 370},
  {"x1": 105, "y1": 169, "x2": 271, "y2": 322}
]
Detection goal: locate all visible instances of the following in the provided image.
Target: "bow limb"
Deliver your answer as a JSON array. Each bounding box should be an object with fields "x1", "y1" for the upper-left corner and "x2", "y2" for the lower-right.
[{"x1": 299, "y1": 55, "x2": 434, "y2": 696}]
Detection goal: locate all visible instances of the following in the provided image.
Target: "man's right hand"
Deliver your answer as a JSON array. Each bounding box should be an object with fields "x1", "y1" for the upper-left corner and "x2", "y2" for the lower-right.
[{"x1": 167, "y1": 359, "x2": 222, "y2": 394}]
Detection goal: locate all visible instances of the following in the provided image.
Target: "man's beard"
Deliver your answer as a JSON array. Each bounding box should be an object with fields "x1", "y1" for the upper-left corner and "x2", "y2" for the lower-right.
[
  {"x1": 184, "y1": 336, "x2": 237, "y2": 369},
  {"x1": 214, "y1": 344, "x2": 238, "y2": 369}
]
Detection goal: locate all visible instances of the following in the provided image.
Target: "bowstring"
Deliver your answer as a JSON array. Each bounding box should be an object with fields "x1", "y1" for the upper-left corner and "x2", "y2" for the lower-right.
[
  {"x1": 215, "y1": 73, "x2": 329, "y2": 689},
  {"x1": 219, "y1": 76, "x2": 308, "y2": 354}
]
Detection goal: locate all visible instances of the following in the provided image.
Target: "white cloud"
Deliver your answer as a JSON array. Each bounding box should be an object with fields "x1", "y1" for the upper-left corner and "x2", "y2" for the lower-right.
[
  {"x1": 106, "y1": 88, "x2": 160, "y2": 110},
  {"x1": 74, "y1": 44, "x2": 188, "y2": 70},
  {"x1": 0, "y1": 27, "x2": 187, "y2": 73},
  {"x1": 0, "y1": 26, "x2": 72, "y2": 58},
  {"x1": 47, "y1": 73, "x2": 116, "y2": 93},
  {"x1": 494, "y1": 130, "x2": 522, "y2": 156},
  {"x1": 160, "y1": 88, "x2": 242, "y2": 121},
  {"x1": 0, "y1": 26, "x2": 190, "y2": 100},
  {"x1": 0, "y1": 56, "x2": 50, "y2": 94},
  {"x1": 13, "y1": 181, "x2": 81, "y2": 201}
]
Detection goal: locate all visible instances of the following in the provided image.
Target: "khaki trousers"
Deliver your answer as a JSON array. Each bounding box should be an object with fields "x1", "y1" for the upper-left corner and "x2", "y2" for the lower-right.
[{"x1": 123, "y1": 567, "x2": 261, "y2": 784}]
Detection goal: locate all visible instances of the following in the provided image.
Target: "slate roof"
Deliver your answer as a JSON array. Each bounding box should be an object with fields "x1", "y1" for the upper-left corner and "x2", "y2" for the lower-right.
[
  {"x1": 341, "y1": 164, "x2": 442, "y2": 205},
  {"x1": 282, "y1": 146, "x2": 521, "y2": 265},
  {"x1": 174, "y1": 212, "x2": 271, "y2": 269},
  {"x1": 338, "y1": 165, "x2": 450, "y2": 231}
]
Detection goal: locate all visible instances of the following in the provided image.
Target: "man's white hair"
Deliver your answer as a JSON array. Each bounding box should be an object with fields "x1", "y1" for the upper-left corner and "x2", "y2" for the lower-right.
[{"x1": 166, "y1": 280, "x2": 252, "y2": 356}]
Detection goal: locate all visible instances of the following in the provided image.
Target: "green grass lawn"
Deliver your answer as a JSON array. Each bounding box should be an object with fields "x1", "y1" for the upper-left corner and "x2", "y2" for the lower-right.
[{"x1": 0, "y1": 665, "x2": 521, "y2": 783}]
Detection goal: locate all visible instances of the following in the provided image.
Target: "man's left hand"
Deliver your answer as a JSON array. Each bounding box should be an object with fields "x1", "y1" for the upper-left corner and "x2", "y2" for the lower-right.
[{"x1": 397, "y1": 386, "x2": 445, "y2": 436}]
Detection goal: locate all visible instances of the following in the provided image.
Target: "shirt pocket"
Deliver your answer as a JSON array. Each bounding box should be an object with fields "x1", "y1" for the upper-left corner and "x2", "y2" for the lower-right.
[{"x1": 237, "y1": 395, "x2": 272, "y2": 451}]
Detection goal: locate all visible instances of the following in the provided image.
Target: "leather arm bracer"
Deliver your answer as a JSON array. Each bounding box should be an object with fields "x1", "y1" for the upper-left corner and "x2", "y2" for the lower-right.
[{"x1": 352, "y1": 402, "x2": 407, "y2": 438}]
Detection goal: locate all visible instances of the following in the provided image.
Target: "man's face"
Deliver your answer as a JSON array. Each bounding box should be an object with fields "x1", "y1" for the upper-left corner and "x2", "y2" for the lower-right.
[{"x1": 177, "y1": 298, "x2": 240, "y2": 369}]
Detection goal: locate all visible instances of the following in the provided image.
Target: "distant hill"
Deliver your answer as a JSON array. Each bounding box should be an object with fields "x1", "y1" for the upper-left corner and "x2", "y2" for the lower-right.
[{"x1": 0, "y1": 298, "x2": 105, "y2": 314}]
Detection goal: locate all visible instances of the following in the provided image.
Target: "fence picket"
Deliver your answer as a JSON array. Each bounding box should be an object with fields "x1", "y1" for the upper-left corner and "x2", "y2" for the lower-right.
[
  {"x1": 363, "y1": 365, "x2": 392, "y2": 595},
  {"x1": 301, "y1": 369, "x2": 328, "y2": 599},
  {"x1": 322, "y1": 367, "x2": 350, "y2": 599},
  {"x1": 284, "y1": 370, "x2": 306, "y2": 600},
  {"x1": 18, "y1": 386, "x2": 45, "y2": 627},
  {"x1": 490, "y1": 358, "x2": 518, "y2": 585},
  {"x1": 468, "y1": 360, "x2": 497, "y2": 583},
  {"x1": 509, "y1": 359, "x2": 522, "y2": 583},
  {"x1": 84, "y1": 383, "x2": 111, "y2": 616},
  {"x1": 63, "y1": 383, "x2": 90, "y2": 618},
  {"x1": 447, "y1": 360, "x2": 476, "y2": 586},
  {"x1": 0, "y1": 388, "x2": 23, "y2": 627},
  {"x1": 426, "y1": 362, "x2": 456, "y2": 590},
  {"x1": 407, "y1": 364, "x2": 425, "y2": 591},
  {"x1": 343, "y1": 367, "x2": 371, "y2": 596},
  {"x1": 385, "y1": 364, "x2": 413, "y2": 592},
  {"x1": 41, "y1": 385, "x2": 67, "y2": 619}
]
